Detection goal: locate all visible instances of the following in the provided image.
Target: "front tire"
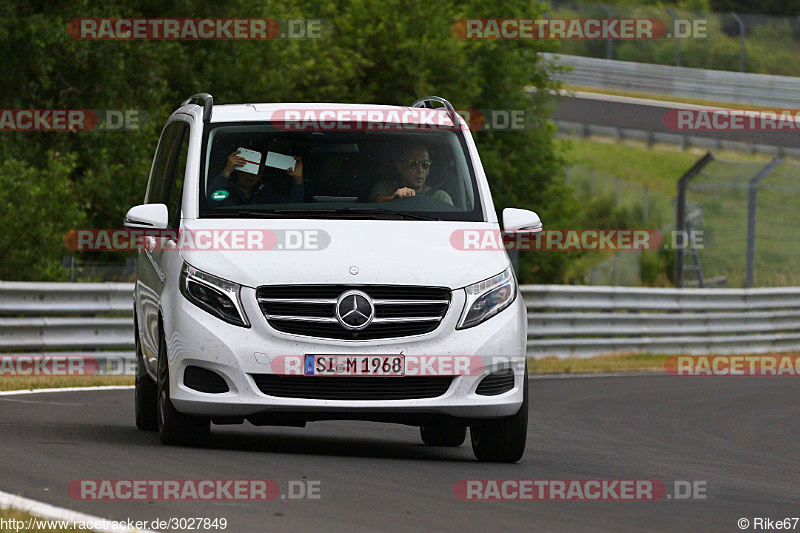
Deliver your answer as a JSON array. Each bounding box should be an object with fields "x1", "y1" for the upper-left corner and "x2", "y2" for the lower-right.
[
  {"x1": 470, "y1": 367, "x2": 529, "y2": 463},
  {"x1": 134, "y1": 317, "x2": 158, "y2": 432},
  {"x1": 156, "y1": 333, "x2": 210, "y2": 446}
]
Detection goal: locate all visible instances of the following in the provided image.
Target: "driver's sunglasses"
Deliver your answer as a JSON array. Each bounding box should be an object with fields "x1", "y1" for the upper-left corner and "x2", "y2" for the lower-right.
[{"x1": 402, "y1": 159, "x2": 432, "y2": 170}]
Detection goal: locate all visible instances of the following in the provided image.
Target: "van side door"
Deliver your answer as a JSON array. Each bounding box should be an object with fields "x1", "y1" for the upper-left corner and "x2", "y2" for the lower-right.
[{"x1": 135, "y1": 119, "x2": 189, "y2": 370}]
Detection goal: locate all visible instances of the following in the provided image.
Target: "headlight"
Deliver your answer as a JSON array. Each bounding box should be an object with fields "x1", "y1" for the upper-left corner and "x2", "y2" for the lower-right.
[
  {"x1": 457, "y1": 267, "x2": 516, "y2": 329},
  {"x1": 180, "y1": 263, "x2": 250, "y2": 327}
]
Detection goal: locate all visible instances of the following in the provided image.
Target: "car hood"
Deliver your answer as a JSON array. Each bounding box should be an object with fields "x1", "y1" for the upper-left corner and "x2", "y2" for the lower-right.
[{"x1": 179, "y1": 218, "x2": 509, "y2": 289}]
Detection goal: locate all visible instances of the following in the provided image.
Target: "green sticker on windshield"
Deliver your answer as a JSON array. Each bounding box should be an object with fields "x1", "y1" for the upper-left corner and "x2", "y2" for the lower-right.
[{"x1": 211, "y1": 190, "x2": 229, "y2": 201}]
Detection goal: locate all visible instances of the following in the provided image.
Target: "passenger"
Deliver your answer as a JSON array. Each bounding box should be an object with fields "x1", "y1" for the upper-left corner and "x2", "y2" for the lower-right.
[
  {"x1": 208, "y1": 150, "x2": 304, "y2": 205},
  {"x1": 369, "y1": 144, "x2": 453, "y2": 205}
]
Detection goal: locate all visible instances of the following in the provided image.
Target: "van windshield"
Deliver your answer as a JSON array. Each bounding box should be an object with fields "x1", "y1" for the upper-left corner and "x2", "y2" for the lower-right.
[{"x1": 198, "y1": 123, "x2": 484, "y2": 221}]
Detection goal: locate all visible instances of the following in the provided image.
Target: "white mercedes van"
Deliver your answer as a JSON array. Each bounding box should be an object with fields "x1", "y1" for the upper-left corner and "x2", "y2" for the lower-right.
[{"x1": 126, "y1": 94, "x2": 542, "y2": 462}]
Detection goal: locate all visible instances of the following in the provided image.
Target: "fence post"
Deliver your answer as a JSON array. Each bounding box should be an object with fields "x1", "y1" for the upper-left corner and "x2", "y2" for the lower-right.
[
  {"x1": 731, "y1": 13, "x2": 746, "y2": 73},
  {"x1": 600, "y1": 3, "x2": 613, "y2": 59},
  {"x1": 745, "y1": 158, "x2": 782, "y2": 288},
  {"x1": 675, "y1": 151, "x2": 715, "y2": 287},
  {"x1": 666, "y1": 7, "x2": 681, "y2": 67},
  {"x1": 643, "y1": 185, "x2": 649, "y2": 224}
]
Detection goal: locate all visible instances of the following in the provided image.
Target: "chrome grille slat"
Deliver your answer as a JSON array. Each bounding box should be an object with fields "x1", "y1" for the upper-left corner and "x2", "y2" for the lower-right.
[
  {"x1": 264, "y1": 315, "x2": 338, "y2": 323},
  {"x1": 256, "y1": 285, "x2": 451, "y2": 340},
  {"x1": 257, "y1": 298, "x2": 337, "y2": 305},
  {"x1": 373, "y1": 299, "x2": 450, "y2": 305},
  {"x1": 372, "y1": 316, "x2": 443, "y2": 324}
]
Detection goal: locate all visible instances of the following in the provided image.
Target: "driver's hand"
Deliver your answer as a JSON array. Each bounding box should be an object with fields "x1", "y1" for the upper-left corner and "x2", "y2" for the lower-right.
[
  {"x1": 222, "y1": 150, "x2": 247, "y2": 178},
  {"x1": 393, "y1": 187, "x2": 416, "y2": 199}
]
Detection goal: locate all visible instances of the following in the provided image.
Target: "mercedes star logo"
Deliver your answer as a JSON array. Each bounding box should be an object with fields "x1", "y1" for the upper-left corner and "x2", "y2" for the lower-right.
[{"x1": 335, "y1": 290, "x2": 375, "y2": 330}]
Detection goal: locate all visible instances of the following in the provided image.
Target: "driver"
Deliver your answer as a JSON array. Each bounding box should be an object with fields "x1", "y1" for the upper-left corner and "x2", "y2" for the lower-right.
[{"x1": 369, "y1": 144, "x2": 453, "y2": 205}]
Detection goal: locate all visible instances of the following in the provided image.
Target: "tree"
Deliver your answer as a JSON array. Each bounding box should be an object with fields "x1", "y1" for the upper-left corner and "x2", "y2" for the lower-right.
[
  {"x1": 0, "y1": 153, "x2": 86, "y2": 280},
  {"x1": 0, "y1": 0, "x2": 570, "y2": 282}
]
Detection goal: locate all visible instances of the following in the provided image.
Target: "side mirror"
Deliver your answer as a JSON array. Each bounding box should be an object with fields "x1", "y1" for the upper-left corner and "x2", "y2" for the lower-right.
[
  {"x1": 502, "y1": 208, "x2": 542, "y2": 232},
  {"x1": 124, "y1": 204, "x2": 169, "y2": 230}
]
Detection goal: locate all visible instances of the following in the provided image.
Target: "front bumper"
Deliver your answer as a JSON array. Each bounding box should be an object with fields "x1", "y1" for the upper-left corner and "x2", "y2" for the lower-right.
[{"x1": 164, "y1": 286, "x2": 527, "y2": 421}]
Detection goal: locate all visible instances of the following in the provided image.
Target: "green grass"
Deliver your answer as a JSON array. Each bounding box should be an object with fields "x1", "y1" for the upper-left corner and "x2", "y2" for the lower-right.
[
  {"x1": 563, "y1": 138, "x2": 800, "y2": 288},
  {"x1": 559, "y1": 138, "x2": 800, "y2": 287},
  {"x1": 528, "y1": 352, "x2": 800, "y2": 375},
  {"x1": 529, "y1": 354, "x2": 669, "y2": 375},
  {"x1": 561, "y1": 137, "x2": 771, "y2": 196},
  {"x1": 0, "y1": 376, "x2": 133, "y2": 392},
  {"x1": 0, "y1": 507, "x2": 84, "y2": 532}
]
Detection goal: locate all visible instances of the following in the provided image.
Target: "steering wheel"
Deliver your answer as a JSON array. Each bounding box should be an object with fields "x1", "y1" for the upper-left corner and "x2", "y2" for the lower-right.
[{"x1": 384, "y1": 193, "x2": 460, "y2": 212}]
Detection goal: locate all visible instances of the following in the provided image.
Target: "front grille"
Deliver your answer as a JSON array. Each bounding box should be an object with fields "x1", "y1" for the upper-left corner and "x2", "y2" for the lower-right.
[
  {"x1": 184, "y1": 366, "x2": 229, "y2": 393},
  {"x1": 475, "y1": 368, "x2": 515, "y2": 396},
  {"x1": 251, "y1": 375, "x2": 454, "y2": 400},
  {"x1": 257, "y1": 285, "x2": 451, "y2": 340}
]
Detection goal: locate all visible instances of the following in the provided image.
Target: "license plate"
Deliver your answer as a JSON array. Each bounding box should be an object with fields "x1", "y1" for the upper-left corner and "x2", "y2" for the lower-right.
[{"x1": 304, "y1": 354, "x2": 405, "y2": 376}]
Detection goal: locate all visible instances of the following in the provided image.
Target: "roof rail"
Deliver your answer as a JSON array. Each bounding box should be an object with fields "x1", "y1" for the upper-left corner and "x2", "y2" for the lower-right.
[
  {"x1": 180, "y1": 93, "x2": 213, "y2": 123},
  {"x1": 411, "y1": 96, "x2": 460, "y2": 128}
]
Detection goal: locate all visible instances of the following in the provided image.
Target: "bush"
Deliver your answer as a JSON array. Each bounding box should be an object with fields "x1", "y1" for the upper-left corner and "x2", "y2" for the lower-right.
[{"x1": 0, "y1": 152, "x2": 86, "y2": 280}]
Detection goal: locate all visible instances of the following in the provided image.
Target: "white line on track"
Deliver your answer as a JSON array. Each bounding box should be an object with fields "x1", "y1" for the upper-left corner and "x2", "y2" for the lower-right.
[
  {"x1": 560, "y1": 89, "x2": 722, "y2": 110},
  {"x1": 0, "y1": 385, "x2": 134, "y2": 396},
  {"x1": 0, "y1": 488, "x2": 157, "y2": 533},
  {"x1": 0, "y1": 386, "x2": 154, "y2": 531}
]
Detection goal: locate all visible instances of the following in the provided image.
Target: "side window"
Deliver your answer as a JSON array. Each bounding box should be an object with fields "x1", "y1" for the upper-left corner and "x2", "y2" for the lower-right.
[
  {"x1": 145, "y1": 121, "x2": 183, "y2": 205},
  {"x1": 167, "y1": 125, "x2": 189, "y2": 228}
]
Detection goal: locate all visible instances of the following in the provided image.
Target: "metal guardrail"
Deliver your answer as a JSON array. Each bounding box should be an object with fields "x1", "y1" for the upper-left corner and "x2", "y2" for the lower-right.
[
  {"x1": 0, "y1": 281, "x2": 134, "y2": 353},
  {"x1": 0, "y1": 281, "x2": 132, "y2": 316},
  {"x1": 2, "y1": 282, "x2": 800, "y2": 365},
  {"x1": 0, "y1": 281, "x2": 135, "y2": 374},
  {"x1": 0, "y1": 317, "x2": 133, "y2": 351},
  {"x1": 545, "y1": 53, "x2": 800, "y2": 108},
  {"x1": 523, "y1": 285, "x2": 800, "y2": 358}
]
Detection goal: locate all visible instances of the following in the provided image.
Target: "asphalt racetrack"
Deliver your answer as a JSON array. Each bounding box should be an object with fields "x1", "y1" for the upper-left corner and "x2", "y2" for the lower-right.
[
  {"x1": 1, "y1": 375, "x2": 797, "y2": 532},
  {"x1": 552, "y1": 93, "x2": 800, "y2": 149}
]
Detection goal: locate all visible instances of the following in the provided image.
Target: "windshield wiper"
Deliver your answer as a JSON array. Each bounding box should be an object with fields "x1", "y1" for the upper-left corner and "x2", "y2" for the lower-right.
[
  {"x1": 201, "y1": 210, "x2": 276, "y2": 218},
  {"x1": 338, "y1": 208, "x2": 441, "y2": 221},
  {"x1": 224, "y1": 210, "x2": 287, "y2": 218}
]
